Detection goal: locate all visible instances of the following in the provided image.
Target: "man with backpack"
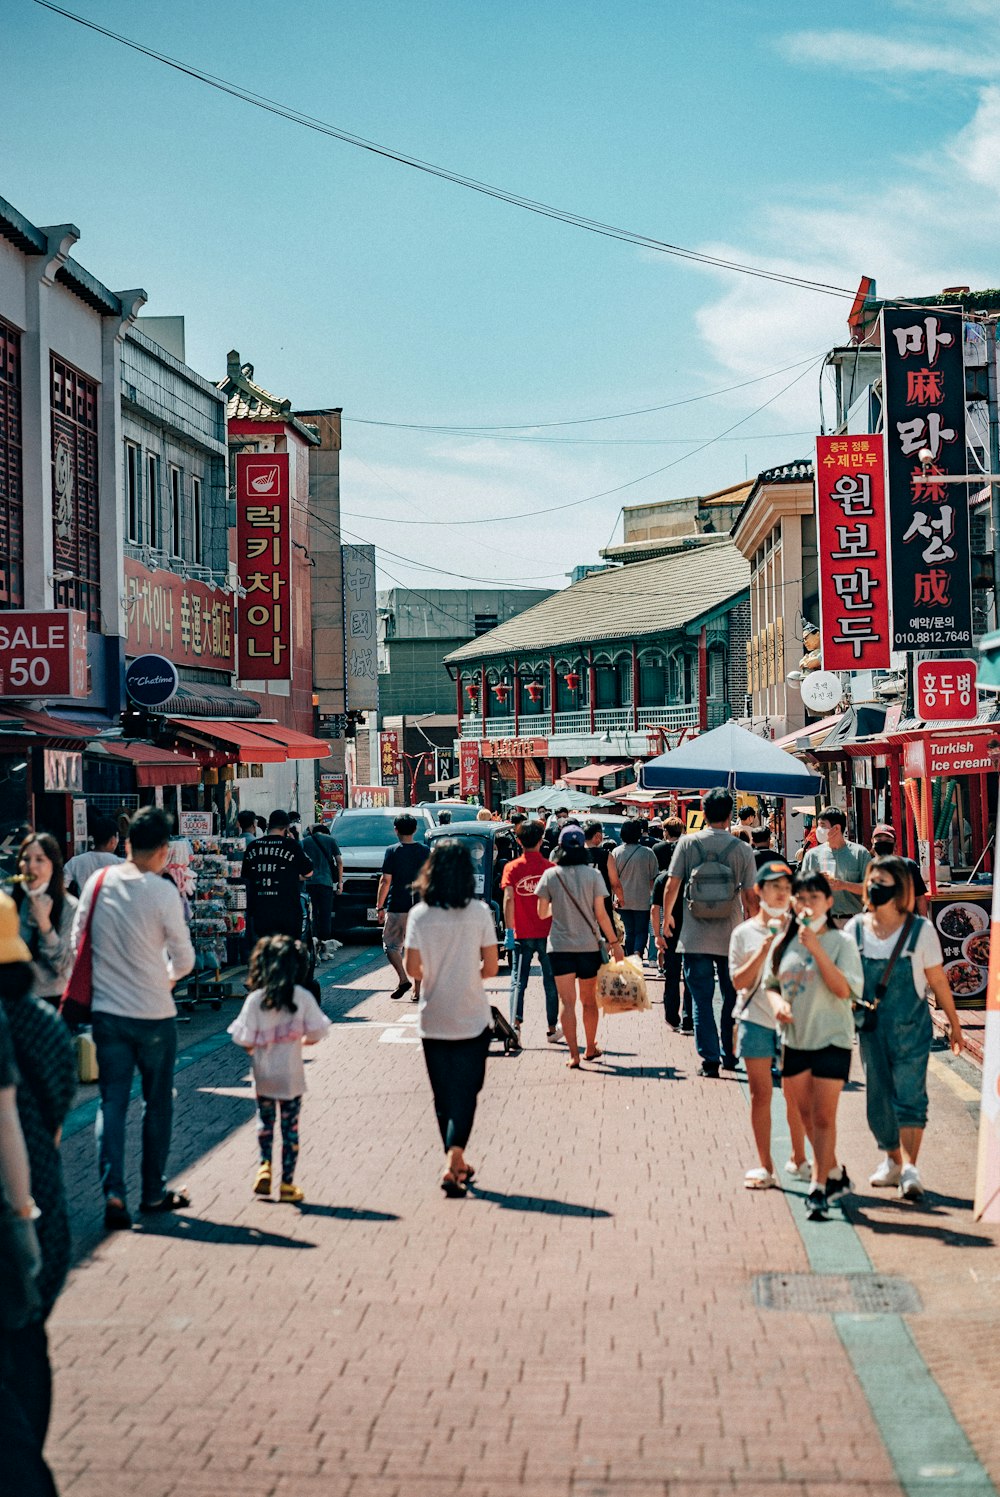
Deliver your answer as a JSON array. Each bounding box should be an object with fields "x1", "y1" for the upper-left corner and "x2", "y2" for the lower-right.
[{"x1": 661, "y1": 788, "x2": 757, "y2": 1077}]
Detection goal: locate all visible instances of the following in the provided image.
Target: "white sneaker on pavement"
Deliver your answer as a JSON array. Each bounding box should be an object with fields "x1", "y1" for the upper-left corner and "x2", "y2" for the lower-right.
[
  {"x1": 899, "y1": 1163, "x2": 924, "y2": 1200},
  {"x1": 869, "y1": 1156, "x2": 902, "y2": 1188},
  {"x1": 785, "y1": 1159, "x2": 812, "y2": 1181},
  {"x1": 744, "y1": 1167, "x2": 779, "y2": 1190},
  {"x1": 546, "y1": 1024, "x2": 564, "y2": 1044}
]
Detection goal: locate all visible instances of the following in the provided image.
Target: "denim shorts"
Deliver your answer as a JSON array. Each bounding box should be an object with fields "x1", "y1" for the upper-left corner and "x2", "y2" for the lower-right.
[{"x1": 737, "y1": 1019, "x2": 779, "y2": 1061}]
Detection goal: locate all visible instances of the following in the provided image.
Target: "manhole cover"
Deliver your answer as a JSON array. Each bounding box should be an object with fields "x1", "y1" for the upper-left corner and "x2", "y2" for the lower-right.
[{"x1": 753, "y1": 1272, "x2": 922, "y2": 1314}]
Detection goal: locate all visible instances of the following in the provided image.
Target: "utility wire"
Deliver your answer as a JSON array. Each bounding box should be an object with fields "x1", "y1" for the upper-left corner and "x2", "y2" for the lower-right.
[{"x1": 34, "y1": 0, "x2": 858, "y2": 301}]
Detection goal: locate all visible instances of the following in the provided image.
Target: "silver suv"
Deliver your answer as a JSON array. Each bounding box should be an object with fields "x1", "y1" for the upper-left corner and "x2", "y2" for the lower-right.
[{"x1": 330, "y1": 806, "x2": 436, "y2": 933}]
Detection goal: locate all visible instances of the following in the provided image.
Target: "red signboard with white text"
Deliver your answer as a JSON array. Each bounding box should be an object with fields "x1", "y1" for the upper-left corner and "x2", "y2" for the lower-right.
[
  {"x1": 125, "y1": 558, "x2": 234, "y2": 672},
  {"x1": 816, "y1": 434, "x2": 891, "y2": 670},
  {"x1": 915, "y1": 660, "x2": 978, "y2": 722},
  {"x1": 235, "y1": 452, "x2": 291, "y2": 679},
  {"x1": 904, "y1": 731, "x2": 997, "y2": 779},
  {"x1": 460, "y1": 742, "x2": 481, "y2": 799},
  {"x1": 0, "y1": 610, "x2": 88, "y2": 697}
]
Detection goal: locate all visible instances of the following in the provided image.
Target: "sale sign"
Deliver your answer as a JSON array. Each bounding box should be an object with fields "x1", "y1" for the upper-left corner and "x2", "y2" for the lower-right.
[
  {"x1": 0, "y1": 610, "x2": 87, "y2": 697},
  {"x1": 235, "y1": 452, "x2": 291, "y2": 680},
  {"x1": 815, "y1": 434, "x2": 891, "y2": 670},
  {"x1": 915, "y1": 660, "x2": 977, "y2": 722},
  {"x1": 460, "y1": 741, "x2": 481, "y2": 799}
]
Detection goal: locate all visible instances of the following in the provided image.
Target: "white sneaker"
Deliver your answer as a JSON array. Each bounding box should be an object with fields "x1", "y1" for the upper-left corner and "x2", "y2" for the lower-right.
[
  {"x1": 869, "y1": 1156, "x2": 902, "y2": 1188},
  {"x1": 899, "y1": 1164, "x2": 924, "y2": 1201},
  {"x1": 546, "y1": 1024, "x2": 564, "y2": 1044},
  {"x1": 785, "y1": 1159, "x2": 812, "y2": 1181},
  {"x1": 744, "y1": 1167, "x2": 779, "y2": 1190}
]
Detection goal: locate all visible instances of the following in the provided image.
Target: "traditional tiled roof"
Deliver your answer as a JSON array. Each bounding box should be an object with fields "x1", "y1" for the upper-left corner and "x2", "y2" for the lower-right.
[
  {"x1": 731, "y1": 458, "x2": 814, "y2": 536},
  {"x1": 445, "y1": 540, "x2": 750, "y2": 663},
  {"x1": 217, "y1": 352, "x2": 319, "y2": 444}
]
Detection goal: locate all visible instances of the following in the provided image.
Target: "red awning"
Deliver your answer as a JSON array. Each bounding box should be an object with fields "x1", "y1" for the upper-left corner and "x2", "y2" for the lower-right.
[
  {"x1": 244, "y1": 723, "x2": 332, "y2": 760},
  {"x1": 771, "y1": 714, "x2": 844, "y2": 752},
  {"x1": 0, "y1": 708, "x2": 97, "y2": 742},
  {"x1": 86, "y1": 740, "x2": 202, "y2": 787},
  {"x1": 562, "y1": 761, "x2": 631, "y2": 788},
  {"x1": 170, "y1": 719, "x2": 287, "y2": 763}
]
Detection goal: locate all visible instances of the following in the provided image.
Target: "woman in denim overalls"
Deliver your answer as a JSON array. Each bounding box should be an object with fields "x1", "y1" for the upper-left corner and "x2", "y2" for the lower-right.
[{"x1": 846, "y1": 857, "x2": 963, "y2": 1201}]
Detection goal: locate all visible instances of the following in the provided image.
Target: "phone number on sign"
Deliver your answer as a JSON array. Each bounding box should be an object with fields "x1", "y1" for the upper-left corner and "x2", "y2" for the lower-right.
[{"x1": 896, "y1": 630, "x2": 966, "y2": 647}]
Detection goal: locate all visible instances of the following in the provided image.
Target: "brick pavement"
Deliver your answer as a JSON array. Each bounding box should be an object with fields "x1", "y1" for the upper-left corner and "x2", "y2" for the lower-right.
[{"x1": 45, "y1": 954, "x2": 999, "y2": 1497}]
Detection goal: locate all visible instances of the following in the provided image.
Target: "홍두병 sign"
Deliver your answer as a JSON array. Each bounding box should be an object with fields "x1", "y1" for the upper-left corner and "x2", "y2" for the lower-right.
[{"x1": 915, "y1": 660, "x2": 978, "y2": 722}]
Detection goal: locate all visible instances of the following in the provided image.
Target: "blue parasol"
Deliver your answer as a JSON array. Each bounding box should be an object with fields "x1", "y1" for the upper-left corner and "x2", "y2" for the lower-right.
[{"x1": 639, "y1": 720, "x2": 823, "y2": 798}]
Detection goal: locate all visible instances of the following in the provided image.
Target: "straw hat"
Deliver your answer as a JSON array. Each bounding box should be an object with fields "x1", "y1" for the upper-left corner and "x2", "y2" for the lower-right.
[{"x1": 0, "y1": 892, "x2": 32, "y2": 964}]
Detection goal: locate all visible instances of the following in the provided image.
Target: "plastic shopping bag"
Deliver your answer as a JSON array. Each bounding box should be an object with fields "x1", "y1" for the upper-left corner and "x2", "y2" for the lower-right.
[{"x1": 596, "y1": 955, "x2": 651, "y2": 1014}]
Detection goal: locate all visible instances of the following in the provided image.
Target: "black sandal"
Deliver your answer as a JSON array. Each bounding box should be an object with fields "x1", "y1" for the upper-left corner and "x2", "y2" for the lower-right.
[
  {"x1": 441, "y1": 1171, "x2": 467, "y2": 1199},
  {"x1": 104, "y1": 1197, "x2": 132, "y2": 1231},
  {"x1": 139, "y1": 1188, "x2": 191, "y2": 1214}
]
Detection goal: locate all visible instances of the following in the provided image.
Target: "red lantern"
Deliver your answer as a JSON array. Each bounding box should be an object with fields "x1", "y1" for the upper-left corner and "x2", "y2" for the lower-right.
[
  {"x1": 465, "y1": 682, "x2": 480, "y2": 700},
  {"x1": 564, "y1": 671, "x2": 580, "y2": 691},
  {"x1": 493, "y1": 684, "x2": 510, "y2": 704},
  {"x1": 525, "y1": 681, "x2": 543, "y2": 704}
]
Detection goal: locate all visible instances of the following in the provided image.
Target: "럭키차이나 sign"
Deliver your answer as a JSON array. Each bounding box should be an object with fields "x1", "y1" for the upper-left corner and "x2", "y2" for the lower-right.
[{"x1": 235, "y1": 453, "x2": 291, "y2": 680}]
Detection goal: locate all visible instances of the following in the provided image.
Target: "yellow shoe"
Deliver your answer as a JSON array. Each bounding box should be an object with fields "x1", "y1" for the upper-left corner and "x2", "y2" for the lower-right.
[
  {"x1": 279, "y1": 1182, "x2": 304, "y2": 1204},
  {"x1": 253, "y1": 1163, "x2": 272, "y2": 1197}
]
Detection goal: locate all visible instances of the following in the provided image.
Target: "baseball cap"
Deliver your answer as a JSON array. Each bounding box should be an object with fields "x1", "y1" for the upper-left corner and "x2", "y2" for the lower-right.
[
  {"x1": 756, "y1": 859, "x2": 794, "y2": 884},
  {"x1": 557, "y1": 825, "x2": 586, "y2": 849},
  {"x1": 0, "y1": 892, "x2": 32, "y2": 964},
  {"x1": 872, "y1": 824, "x2": 895, "y2": 841}
]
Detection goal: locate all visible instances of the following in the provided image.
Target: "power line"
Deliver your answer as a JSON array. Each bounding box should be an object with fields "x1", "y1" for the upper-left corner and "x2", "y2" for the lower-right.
[
  {"x1": 34, "y1": 0, "x2": 858, "y2": 301},
  {"x1": 349, "y1": 428, "x2": 815, "y2": 449}
]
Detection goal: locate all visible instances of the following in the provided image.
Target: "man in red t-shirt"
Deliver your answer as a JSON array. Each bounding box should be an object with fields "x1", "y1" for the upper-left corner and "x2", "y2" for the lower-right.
[{"x1": 500, "y1": 820, "x2": 561, "y2": 1043}]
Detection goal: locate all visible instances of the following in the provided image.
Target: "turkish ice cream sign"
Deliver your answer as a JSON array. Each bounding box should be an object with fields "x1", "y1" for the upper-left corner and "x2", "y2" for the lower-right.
[
  {"x1": 236, "y1": 453, "x2": 291, "y2": 680},
  {"x1": 881, "y1": 307, "x2": 972, "y2": 650},
  {"x1": 815, "y1": 434, "x2": 891, "y2": 670},
  {"x1": 0, "y1": 610, "x2": 88, "y2": 696}
]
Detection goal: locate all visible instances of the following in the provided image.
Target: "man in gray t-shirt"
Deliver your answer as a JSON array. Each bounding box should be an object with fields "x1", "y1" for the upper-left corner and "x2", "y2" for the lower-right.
[
  {"x1": 800, "y1": 806, "x2": 870, "y2": 920},
  {"x1": 661, "y1": 789, "x2": 757, "y2": 1077}
]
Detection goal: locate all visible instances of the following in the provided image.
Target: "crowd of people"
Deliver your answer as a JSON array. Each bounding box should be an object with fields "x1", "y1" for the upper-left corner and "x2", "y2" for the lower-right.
[{"x1": 0, "y1": 791, "x2": 971, "y2": 1489}]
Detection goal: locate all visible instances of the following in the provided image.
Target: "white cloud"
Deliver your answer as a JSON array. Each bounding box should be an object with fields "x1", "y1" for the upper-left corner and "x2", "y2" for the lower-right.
[
  {"x1": 948, "y1": 84, "x2": 1000, "y2": 191},
  {"x1": 779, "y1": 29, "x2": 1000, "y2": 79}
]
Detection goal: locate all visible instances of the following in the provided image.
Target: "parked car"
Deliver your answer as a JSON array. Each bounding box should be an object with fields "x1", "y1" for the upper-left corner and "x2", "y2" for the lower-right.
[
  {"x1": 329, "y1": 806, "x2": 436, "y2": 934},
  {"x1": 425, "y1": 820, "x2": 519, "y2": 967},
  {"x1": 418, "y1": 800, "x2": 484, "y2": 824}
]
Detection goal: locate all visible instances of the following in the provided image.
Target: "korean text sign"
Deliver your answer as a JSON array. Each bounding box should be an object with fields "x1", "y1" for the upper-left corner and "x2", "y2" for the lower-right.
[
  {"x1": 236, "y1": 453, "x2": 291, "y2": 679},
  {"x1": 880, "y1": 308, "x2": 972, "y2": 650},
  {"x1": 0, "y1": 610, "x2": 87, "y2": 697},
  {"x1": 815, "y1": 435, "x2": 891, "y2": 670},
  {"x1": 125, "y1": 559, "x2": 233, "y2": 672},
  {"x1": 915, "y1": 660, "x2": 978, "y2": 722}
]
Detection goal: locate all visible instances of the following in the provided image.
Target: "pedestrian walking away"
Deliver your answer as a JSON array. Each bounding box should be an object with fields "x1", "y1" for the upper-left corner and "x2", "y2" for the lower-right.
[
  {"x1": 611, "y1": 821, "x2": 659, "y2": 958},
  {"x1": 240, "y1": 809, "x2": 314, "y2": 941},
  {"x1": 765, "y1": 871, "x2": 864, "y2": 1219},
  {"x1": 845, "y1": 856, "x2": 963, "y2": 1201},
  {"x1": 229, "y1": 935, "x2": 331, "y2": 1205},
  {"x1": 301, "y1": 822, "x2": 343, "y2": 954},
  {"x1": 800, "y1": 805, "x2": 871, "y2": 922},
  {"x1": 0, "y1": 891, "x2": 76, "y2": 1483},
  {"x1": 62, "y1": 815, "x2": 122, "y2": 897},
  {"x1": 11, "y1": 834, "x2": 78, "y2": 1008},
  {"x1": 728, "y1": 860, "x2": 810, "y2": 1189},
  {"x1": 376, "y1": 814, "x2": 429, "y2": 1001},
  {"x1": 501, "y1": 819, "x2": 561, "y2": 1044},
  {"x1": 651, "y1": 821, "x2": 692, "y2": 1031},
  {"x1": 536, "y1": 826, "x2": 624, "y2": 1069},
  {"x1": 584, "y1": 820, "x2": 625, "y2": 932},
  {"x1": 402, "y1": 840, "x2": 498, "y2": 1197},
  {"x1": 661, "y1": 788, "x2": 757, "y2": 1077},
  {"x1": 72, "y1": 807, "x2": 196, "y2": 1232}
]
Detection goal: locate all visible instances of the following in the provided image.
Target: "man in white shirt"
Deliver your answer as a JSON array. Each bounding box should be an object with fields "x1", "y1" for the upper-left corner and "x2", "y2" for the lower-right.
[
  {"x1": 63, "y1": 815, "x2": 122, "y2": 895},
  {"x1": 73, "y1": 807, "x2": 195, "y2": 1232}
]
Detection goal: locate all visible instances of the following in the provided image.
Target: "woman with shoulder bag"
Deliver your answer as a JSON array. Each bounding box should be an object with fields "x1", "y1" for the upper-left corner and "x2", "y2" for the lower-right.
[
  {"x1": 536, "y1": 826, "x2": 624, "y2": 1070},
  {"x1": 844, "y1": 857, "x2": 962, "y2": 1201}
]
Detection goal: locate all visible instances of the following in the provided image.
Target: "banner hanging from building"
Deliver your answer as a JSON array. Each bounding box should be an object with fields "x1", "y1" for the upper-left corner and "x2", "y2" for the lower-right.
[
  {"x1": 342, "y1": 544, "x2": 378, "y2": 712},
  {"x1": 235, "y1": 452, "x2": 291, "y2": 680},
  {"x1": 125, "y1": 558, "x2": 234, "y2": 673},
  {"x1": 815, "y1": 434, "x2": 891, "y2": 671},
  {"x1": 881, "y1": 307, "x2": 972, "y2": 651},
  {"x1": 459, "y1": 741, "x2": 481, "y2": 799},
  {"x1": 379, "y1": 729, "x2": 400, "y2": 785}
]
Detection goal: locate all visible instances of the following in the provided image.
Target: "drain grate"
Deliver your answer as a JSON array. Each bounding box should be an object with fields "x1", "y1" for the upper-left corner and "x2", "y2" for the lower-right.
[{"x1": 753, "y1": 1271, "x2": 922, "y2": 1314}]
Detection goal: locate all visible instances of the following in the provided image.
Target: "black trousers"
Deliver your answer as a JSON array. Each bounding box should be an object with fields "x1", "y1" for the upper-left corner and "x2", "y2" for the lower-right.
[
  {"x1": 661, "y1": 950, "x2": 691, "y2": 1027},
  {"x1": 0, "y1": 1324, "x2": 57, "y2": 1497},
  {"x1": 422, "y1": 1028, "x2": 491, "y2": 1152},
  {"x1": 308, "y1": 885, "x2": 334, "y2": 940}
]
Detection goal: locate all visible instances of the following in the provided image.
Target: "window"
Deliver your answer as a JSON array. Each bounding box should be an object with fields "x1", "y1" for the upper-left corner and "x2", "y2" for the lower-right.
[
  {"x1": 192, "y1": 476, "x2": 203, "y2": 564},
  {"x1": 125, "y1": 443, "x2": 139, "y2": 542},
  {"x1": 473, "y1": 613, "x2": 498, "y2": 636},
  {"x1": 169, "y1": 465, "x2": 182, "y2": 556},
  {"x1": 0, "y1": 319, "x2": 23, "y2": 606},
  {"x1": 51, "y1": 354, "x2": 100, "y2": 628},
  {"x1": 146, "y1": 453, "x2": 159, "y2": 549}
]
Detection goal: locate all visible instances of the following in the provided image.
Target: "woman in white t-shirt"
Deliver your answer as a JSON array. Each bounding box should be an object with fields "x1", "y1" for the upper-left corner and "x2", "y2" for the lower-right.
[
  {"x1": 404, "y1": 841, "x2": 498, "y2": 1198},
  {"x1": 844, "y1": 857, "x2": 963, "y2": 1202}
]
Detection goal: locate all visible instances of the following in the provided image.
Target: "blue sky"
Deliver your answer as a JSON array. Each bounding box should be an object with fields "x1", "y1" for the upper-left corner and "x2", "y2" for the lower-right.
[{"x1": 5, "y1": 0, "x2": 1000, "y2": 591}]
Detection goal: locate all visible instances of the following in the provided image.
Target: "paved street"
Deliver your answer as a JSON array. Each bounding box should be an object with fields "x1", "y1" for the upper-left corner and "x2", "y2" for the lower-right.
[{"x1": 47, "y1": 953, "x2": 1000, "y2": 1497}]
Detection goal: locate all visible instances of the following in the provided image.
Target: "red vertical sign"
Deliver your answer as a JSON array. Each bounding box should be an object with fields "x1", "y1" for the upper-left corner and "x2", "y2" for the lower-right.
[
  {"x1": 236, "y1": 453, "x2": 291, "y2": 680},
  {"x1": 459, "y1": 742, "x2": 481, "y2": 799},
  {"x1": 816, "y1": 434, "x2": 891, "y2": 670}
]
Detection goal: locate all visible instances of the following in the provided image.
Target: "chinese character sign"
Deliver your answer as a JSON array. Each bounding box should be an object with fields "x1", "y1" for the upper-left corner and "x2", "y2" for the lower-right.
[
  {"x1": 816, "y1": 435, "x2": 891, "y2": 670},
  {"x1": 236, "y1": 453, "x2": 291, "y2": 680},
  {"x1": 379, "y1": 729, "x2": 401, "y2": 783},
  {"x1": 342, "y1": 544, "x2": 378, "y2": 711},
  {"x1": 124, "y1": 559, "x2": 234, "y2": 673},
  {"x1": 881, "y1": 308, "x2": 972, "y2": 650},
  {"x1": 460, "y1": 742, "x2": 481, "y2": 800},
  {"x1": 915, "y1": 660, "x2": 978, "y2": 722}
]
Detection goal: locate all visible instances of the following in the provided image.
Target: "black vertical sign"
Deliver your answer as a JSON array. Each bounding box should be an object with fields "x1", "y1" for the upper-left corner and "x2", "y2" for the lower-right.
[{"x1": 881, "y1": 307, "x2": 972, "y2": 650}]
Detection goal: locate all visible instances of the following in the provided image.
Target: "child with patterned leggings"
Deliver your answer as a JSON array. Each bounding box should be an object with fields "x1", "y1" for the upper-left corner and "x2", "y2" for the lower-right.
[{"x1": 228, "y1": 935, "x2": 330, "y2": 1203}]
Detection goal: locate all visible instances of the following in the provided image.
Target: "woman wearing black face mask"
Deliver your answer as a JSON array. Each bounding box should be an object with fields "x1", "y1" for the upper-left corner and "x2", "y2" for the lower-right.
[{"x1": 845, "y1": 857, "x2": 962, "y2": 1201}]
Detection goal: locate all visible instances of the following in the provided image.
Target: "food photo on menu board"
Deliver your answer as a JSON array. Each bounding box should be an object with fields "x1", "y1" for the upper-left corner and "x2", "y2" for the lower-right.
[{"x1": 930, "y1": 894, "x2": 991, "y2": 1005}]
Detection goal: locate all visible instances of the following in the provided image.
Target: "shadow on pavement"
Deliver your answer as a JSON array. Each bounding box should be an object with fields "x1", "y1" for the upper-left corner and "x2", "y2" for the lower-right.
[
  {"x1": 297, "y1": 1203, "x2": 401, "y2": 1222},
  {"x1": 843, "y1": 1197, "x2": 992, "y2": 1248},
  {"x1": 133, "y1": 1215, "x2": 315, "y2": 1249},
  {"x1": 591, "y1": 1063, "x2": 677, "y2": 1079},
  {"x1": 469, "y1": 1186, "x2": 611, "y2": 1218}
]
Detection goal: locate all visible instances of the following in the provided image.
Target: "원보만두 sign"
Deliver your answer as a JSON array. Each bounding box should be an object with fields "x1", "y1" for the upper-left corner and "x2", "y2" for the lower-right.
[{"x1": 816, "y1": 435, "x2": 891, "y2": 670}]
